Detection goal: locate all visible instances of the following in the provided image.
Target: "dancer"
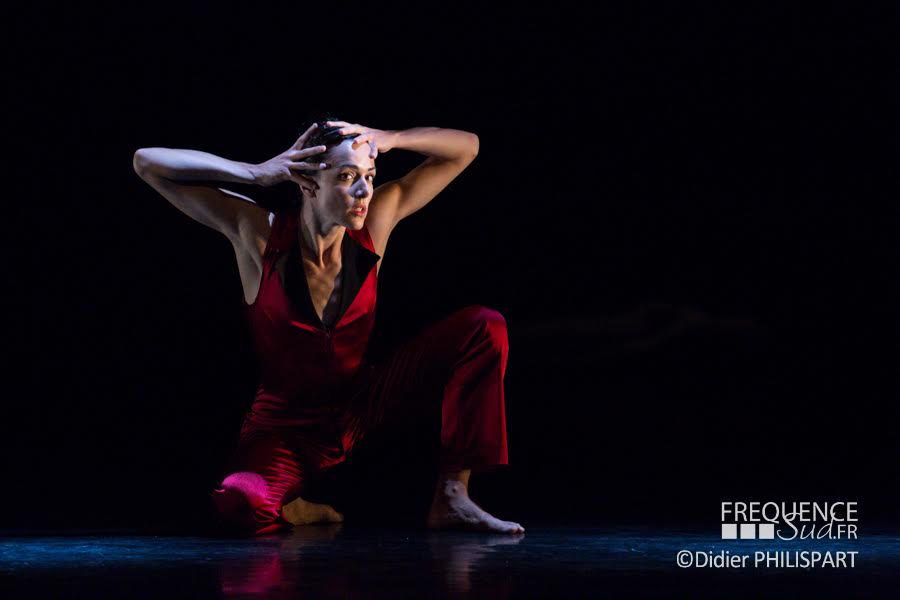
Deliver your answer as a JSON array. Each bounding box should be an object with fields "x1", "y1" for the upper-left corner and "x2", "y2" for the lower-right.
[{"x1": 133, "y1": 118, "x2": 524, "y2": 536}]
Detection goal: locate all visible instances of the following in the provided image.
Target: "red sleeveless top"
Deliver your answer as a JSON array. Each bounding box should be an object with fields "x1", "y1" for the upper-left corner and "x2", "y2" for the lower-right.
[{"x1": 242, "y1": 202, "x2": 382, "y2": 428}]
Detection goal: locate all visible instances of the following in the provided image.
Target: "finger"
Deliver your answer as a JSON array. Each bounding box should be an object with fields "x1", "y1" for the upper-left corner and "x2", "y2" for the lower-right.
[
  {"x1": 325, "y1": 120, "x2": 351, "y2": 128},
  {"x1": 288, "y1": 161, "x2": 329, "y2": 170},
  {"x1": 331, "y1": 122, "x2": 361, "y2": 134},
  {"x1": 292, "y1": 122, "x2": 319, "y2": 149},
  {"x1": 289, "y1": 145, "x2": 327, "y2": 158},
  {"x1": 352, "y1": 135, "x2": 368, "y2": 148},
  {"x1": 368, "y1": 139, "x2": 378, "y2": 159}
]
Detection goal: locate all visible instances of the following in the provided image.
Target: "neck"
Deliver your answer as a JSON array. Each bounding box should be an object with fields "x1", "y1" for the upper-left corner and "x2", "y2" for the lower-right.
[{"x1": 298, "y1": 199, "x2": 344, "y2": 267}]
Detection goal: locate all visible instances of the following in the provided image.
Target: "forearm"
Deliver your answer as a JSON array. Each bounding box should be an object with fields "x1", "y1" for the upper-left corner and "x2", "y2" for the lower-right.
[
  {"x1": 132, "y1": 147, "x2": 259, "y2": 184},
  {"x1": 390, "y1": 127, "x2": 479, "y2": 161}
]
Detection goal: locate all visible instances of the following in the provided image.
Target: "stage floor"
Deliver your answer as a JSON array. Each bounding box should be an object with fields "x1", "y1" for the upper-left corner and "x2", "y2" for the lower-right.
[{"x1": 2, "y1": 526, "x2": 897, "y2": 598}]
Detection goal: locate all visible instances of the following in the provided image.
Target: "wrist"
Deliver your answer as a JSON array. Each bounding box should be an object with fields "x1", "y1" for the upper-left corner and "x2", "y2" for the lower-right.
[
  {"x1": 244, "y1": 162, "x2": 262, "y2": 185},
  {"x1": 388, "y1": 129, "x2": 403, "y2": 149}
]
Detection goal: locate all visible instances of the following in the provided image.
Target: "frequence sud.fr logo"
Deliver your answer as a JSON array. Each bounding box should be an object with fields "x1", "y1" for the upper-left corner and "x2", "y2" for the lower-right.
[{"x1": 720, "y1": 501, "x2": 858, "y2": 540}]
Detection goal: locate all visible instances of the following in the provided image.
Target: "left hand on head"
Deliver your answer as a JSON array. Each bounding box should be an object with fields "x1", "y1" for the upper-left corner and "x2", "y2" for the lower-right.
[{"x1": 325, "y1": 121, "x2": 397, "y2": 159}]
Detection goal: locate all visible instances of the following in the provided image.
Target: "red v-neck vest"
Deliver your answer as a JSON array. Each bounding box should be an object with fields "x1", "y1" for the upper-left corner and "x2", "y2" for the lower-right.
[{"x1": 242, "y1": 202, "x2": 382, "y2": 427}]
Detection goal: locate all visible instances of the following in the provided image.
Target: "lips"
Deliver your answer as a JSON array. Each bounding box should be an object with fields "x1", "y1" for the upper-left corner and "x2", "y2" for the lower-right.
[{"x1": 350, "y1": 208, "x2": 367, "y2": 215}]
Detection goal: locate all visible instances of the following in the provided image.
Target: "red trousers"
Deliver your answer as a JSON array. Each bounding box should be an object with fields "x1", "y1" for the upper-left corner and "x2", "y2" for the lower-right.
[{"x1": 210, "y1": 305, "x2": 510, "y2": 536}]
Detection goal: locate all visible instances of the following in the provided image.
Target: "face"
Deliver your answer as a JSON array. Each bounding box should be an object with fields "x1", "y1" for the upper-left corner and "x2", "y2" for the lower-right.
[{"x1": 303, "y1": 138, "x2": 377, "y2": 230}]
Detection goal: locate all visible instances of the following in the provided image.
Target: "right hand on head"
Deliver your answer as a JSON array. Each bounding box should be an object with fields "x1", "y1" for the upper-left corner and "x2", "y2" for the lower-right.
[{"x1": 251, "y1": 123, "x2": 329, "y2": 187}]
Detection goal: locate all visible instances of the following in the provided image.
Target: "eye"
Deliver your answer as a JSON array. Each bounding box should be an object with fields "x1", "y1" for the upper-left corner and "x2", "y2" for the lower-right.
[{"x1": 339, "y1": 172, "x2": 375, "y2": 182}]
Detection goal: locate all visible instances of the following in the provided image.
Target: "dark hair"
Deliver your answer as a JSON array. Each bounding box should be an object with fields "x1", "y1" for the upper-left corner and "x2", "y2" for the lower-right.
[{"x1": 293, "y1": 114, "x2": 361, "y2": 178}]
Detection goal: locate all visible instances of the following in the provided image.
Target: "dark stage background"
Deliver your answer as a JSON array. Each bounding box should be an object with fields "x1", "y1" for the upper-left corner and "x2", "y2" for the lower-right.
[{"x1": 7, "y1": 4, "x2": 895, "y2": 533}]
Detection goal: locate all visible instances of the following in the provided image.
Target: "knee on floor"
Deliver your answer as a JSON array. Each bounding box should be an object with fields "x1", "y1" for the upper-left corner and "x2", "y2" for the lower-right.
[{"x1": 210, "y1": 471, "x2": 270, "y2": 533}]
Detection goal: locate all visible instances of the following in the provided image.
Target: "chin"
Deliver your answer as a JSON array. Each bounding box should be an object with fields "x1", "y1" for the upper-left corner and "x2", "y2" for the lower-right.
[{"x1": 344, "y1": 215, "x2": 366, "y2": 229}]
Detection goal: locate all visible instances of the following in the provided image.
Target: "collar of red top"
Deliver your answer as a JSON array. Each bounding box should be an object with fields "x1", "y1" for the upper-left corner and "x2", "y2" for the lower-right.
[{"x1": 283, "y1": 224, "x2": 381, "y2": 330}]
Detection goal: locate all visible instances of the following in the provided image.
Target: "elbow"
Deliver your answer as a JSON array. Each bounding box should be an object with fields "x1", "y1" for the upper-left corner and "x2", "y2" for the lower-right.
[
  {"x1": 132, "y1": 148, "x2": 149, "y2": 177},
  {"x1": 133, "y1": 148, "x2": 163, "y2": 179},
  {"x1": 465, "y1": 133, "x2": 479, "y2": 161}
]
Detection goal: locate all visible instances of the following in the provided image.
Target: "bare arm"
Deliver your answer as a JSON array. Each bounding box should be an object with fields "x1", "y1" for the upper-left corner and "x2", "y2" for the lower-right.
[
  {"x1": 132, "y1": 124, "x2": 327, "y2": 245},
  {"x1": 329, "y1": 122, "x2": 479, "y2": 245},
  {"x1": 132, "y1": 147, "x2": 267, "y2": 243},
  {"x1": 133, "y1": 147, "x2": 260, "y2": 184},
  {"x1": 385, "y1": 127, "x2": 479, "y2": 223}
]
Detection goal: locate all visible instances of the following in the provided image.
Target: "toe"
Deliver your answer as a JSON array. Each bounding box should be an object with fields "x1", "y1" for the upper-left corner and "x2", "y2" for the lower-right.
[
  {"x1": 324, "y1": 506, "x2": 344, "y2": 523},
  {"x1": 507, "y1": 521, "x2": 524, "y2": 534}
]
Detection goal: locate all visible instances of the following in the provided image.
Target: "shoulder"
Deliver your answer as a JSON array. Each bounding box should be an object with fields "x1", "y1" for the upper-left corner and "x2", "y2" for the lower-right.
[
  {"x1": 234, "y1": 205, "x2": 283, "y2": 268},
  {"x1": 364, "y1": 182, "x2": 402, "y2": 256}
]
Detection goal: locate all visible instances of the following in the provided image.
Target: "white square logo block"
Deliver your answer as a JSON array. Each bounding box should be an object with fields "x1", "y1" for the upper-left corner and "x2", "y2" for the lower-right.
[
  {"x1": 722, "y1": 523, "x2": 737, "y2": 539},
  {"x1": 758, "y1": 523, "x2": 775, "y2": 539},
  {"x1": 740, "y1": 524, "x2": 757, "y2": 539}
]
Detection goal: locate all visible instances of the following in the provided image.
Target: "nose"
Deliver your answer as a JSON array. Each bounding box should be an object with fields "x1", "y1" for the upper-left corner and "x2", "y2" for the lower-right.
[{"x1": 353, "y1": 183, "x2": 369, "y2": 199}]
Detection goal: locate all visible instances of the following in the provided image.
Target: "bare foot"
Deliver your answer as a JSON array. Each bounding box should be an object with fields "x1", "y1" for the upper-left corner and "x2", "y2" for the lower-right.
[
  {"x1": 281, "y1": 495, "x2": 344, "y2": 526},
  {"x1": 426, "y1": 480, "x2": 524, "y2": 534}
]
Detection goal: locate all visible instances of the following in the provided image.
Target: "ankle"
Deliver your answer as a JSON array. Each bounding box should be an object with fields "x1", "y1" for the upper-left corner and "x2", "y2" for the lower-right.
[
  {"x1": 437, "y1": 468, "x2": 471, "y2": 487},
  {"x1": 434, "y1": 478, "x2": 469, "y2": 502}
]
